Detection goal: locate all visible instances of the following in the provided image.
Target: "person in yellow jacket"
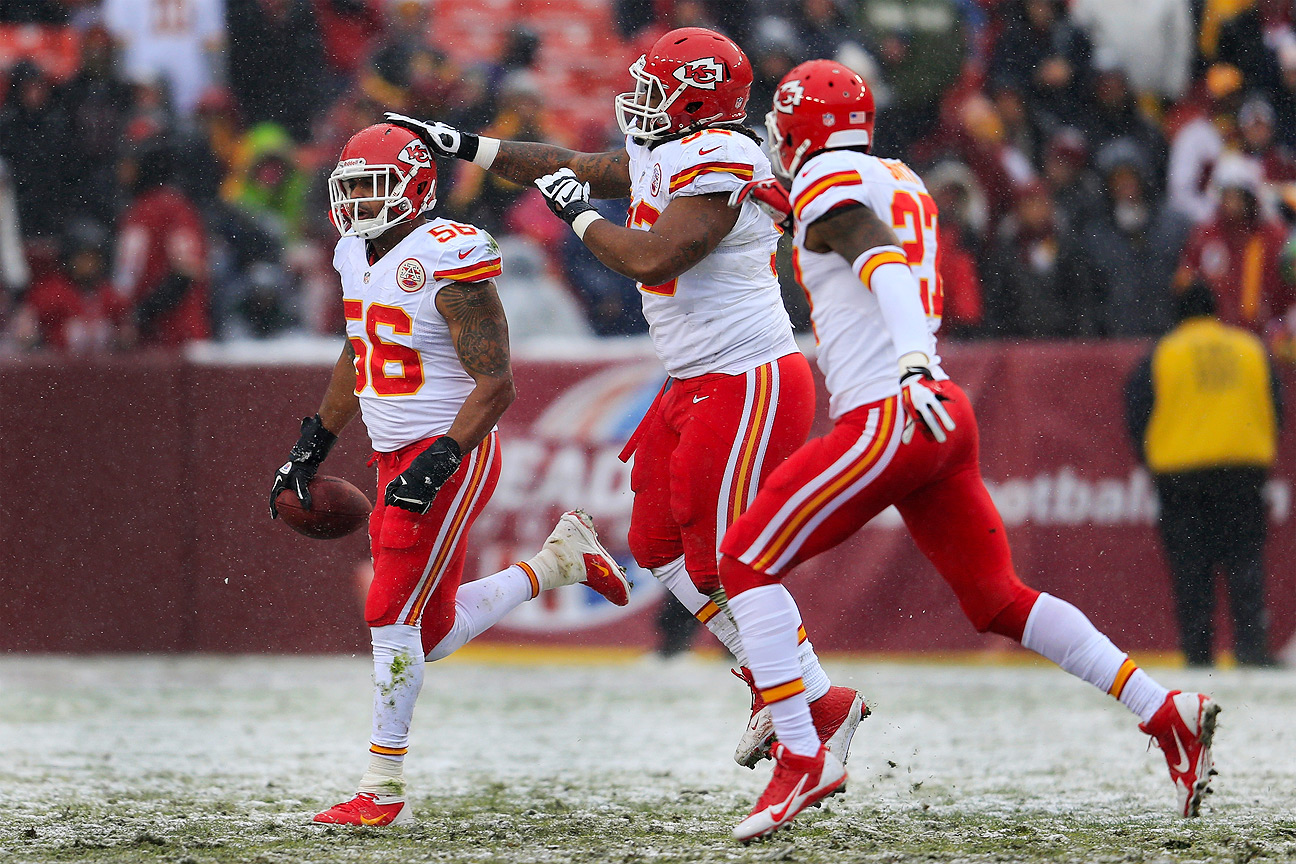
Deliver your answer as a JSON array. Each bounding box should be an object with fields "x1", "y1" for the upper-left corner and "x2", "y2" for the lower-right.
[{"x1": 1126, "y1": 280, "x2": 1283, "y2": 667}]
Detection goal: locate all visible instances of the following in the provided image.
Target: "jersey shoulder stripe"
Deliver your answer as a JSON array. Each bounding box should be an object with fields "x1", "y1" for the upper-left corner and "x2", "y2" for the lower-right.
[
  {"x1": 669, "y1": 161, "x2": 754, "y2": 193},
  {"x1": 434, "y1": 258, "x2": 503, "y2": 282},
  {"x1": 792, "y1": 170, "x2": 864, "y2": 220}
]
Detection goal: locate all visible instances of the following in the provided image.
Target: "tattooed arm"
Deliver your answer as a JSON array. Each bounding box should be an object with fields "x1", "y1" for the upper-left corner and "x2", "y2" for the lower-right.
[
  {"x1": 581, "y1": 192, "x2": 738, "y2": 286},
  {"x1": 803, "y1": 202, "x2": 901, "y2": 260},
  {"x1": 489, "y1": 145, "x2": 632, "y2": 199},
  {"x1": 435, "y1": 279, "x2": 517, "y2": 451},
  {"x1": 317, "y1": 339, "x2": 362, "y2": 434}
]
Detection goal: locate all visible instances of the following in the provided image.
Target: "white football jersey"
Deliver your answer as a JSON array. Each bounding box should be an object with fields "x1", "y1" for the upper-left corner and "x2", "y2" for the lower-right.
[
  {"x1": 335, "y1": 218, "x2": 502, "y2": 452},
  {"x1": 625, "y1": 129, "x2": 798, "y2": 378},
  {"x1": 789, "y1": 150, "x2": 945, "y2": 419}
]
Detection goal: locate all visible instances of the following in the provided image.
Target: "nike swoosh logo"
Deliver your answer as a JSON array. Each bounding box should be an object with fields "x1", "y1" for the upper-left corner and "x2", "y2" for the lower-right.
[
  {"x1": 693, "y1": 395, "x2": 709, "y2": 403},
  {"x1": 458, "y1": 248, "x2": 476, "y2": 259},
  {"x1": 1169, "y1": 727, "x2": 1191, "y2": 774},
  {"x1": 698, "y1": 146, "x2": 722, "y2": 156},
  {"x1": 359, "y1": 814, "x2": 388, "y2": 825},
  {"x1": 768, "y1": 775, "x2": 809, "y2": 822}
]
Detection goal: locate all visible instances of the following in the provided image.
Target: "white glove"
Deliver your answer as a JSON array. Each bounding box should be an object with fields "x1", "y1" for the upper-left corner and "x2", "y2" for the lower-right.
[
  {"x1": 900, "y1": 366, "x2": 955, "y2": 444},
  {"x1": 536, "y1": 168, "x2": 592, "y2": 215},
  {"x1": 383, "y1": 112, "x2": 477, "y2": 161}
]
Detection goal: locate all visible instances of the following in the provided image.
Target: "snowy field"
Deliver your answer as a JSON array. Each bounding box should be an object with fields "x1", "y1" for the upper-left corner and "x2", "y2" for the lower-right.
[{"x1": 1, "y1": 652, "x2": 1293, "y2": 864}]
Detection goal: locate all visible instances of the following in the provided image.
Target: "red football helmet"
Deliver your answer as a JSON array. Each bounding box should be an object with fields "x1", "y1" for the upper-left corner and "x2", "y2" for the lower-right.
[
  {"x1": 765, "y1": 60, "x2": 875, "y2": 179},
  {"x1": 615, "y1": 27, "x2": 753, "y2": 141},
  {"x1": 328, "y1": 124, "x2": 437, "y2": 239}
]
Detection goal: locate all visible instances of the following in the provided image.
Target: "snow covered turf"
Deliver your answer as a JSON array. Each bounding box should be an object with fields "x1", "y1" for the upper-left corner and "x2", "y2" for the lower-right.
[{"x1": 1, "y1": 653, "x2": 1292, "y2": 863}]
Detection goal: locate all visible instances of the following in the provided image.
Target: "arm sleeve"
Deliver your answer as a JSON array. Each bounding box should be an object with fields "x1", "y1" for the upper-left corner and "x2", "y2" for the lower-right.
[{"x1": 854, "y1": 246, "x2": 932, "y2": 364}]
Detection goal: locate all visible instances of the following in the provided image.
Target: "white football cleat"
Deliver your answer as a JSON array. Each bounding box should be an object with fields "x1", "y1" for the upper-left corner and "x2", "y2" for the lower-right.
[
  {"x1": 1139, "y1": 690, "x2": 1221, "y2": 817},
  {"x1": 313, "y1": 792, "x2": 414, "y2": 826},
  {"x1": 733, "y1": 743, "x2": 846, "y2": 842},
  {"x1": 540, "y1": 510, "x2": 632, "y2": 606},
  {"x1": 734, "y1": 669, "x2": 868, "y2": 772}
]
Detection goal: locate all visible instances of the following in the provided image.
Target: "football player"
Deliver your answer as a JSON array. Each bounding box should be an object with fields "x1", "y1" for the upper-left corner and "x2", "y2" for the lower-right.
[
  {"x1": 385, "y1": 28, "x2": 864, "y2": 768},
  {"x1": 269, "y1": 123, "x2": 631, "y2": 826},
  {"x1": 722, "y1": 61, "x2": 1221, "y2": 841}
]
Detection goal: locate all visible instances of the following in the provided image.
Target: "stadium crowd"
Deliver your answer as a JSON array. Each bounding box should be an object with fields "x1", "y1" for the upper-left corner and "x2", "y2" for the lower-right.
[{"x1": 3, "y1": 0, "x2": 1296, "y2": 352}]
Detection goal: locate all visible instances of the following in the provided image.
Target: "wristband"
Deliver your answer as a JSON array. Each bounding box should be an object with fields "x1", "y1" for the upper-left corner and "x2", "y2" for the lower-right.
[
  {"x1": 571, "y1": 210, "x2": 605, "y2": 240},
  {"x1": 897, "y1": 351, "x2": 931, "y2": 378},
  {"x1": 473, "y1": 136, "x2": 500, "y2": 169}
]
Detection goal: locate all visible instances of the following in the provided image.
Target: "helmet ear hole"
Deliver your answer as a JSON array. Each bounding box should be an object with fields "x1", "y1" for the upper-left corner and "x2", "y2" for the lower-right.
[{"x1": 685, "y1": 100, "x2": 704, "y2": 114}]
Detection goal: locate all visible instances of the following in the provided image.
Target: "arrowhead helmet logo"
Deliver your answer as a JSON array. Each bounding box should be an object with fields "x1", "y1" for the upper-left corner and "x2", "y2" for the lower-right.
[
  {"x1": 674, "y1": 57, "x2": 727, "y2": 90},
  {"x1": 399, "y1": 141, "x2": 433, "y2": 169},
  {"x1": 774, "y1": 79, "x2": 805, "y2": 114}
]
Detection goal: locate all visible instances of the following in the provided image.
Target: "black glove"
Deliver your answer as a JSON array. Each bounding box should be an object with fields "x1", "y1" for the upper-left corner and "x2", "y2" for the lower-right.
[
  {"x1": 383, "y1": 112, "x2": 480, "y2": 162},
  {"x1": 269, "y1": 414, "x2": 338, "y2": 518},
  {"x1": 535, "y1": 168, "x2": 598, "y2": 226},
  {"x1": 384, "y1": 436, "x2": 462, "y2": 514}
]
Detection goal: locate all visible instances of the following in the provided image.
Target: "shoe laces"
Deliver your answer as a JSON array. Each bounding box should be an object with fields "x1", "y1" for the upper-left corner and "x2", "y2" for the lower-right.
[
  {"x1": 731, "y1": 667, "x2": 764, "y2": 712},
  {"x1": 333, "y1": 793, "x2": 378, "y2": 814}
]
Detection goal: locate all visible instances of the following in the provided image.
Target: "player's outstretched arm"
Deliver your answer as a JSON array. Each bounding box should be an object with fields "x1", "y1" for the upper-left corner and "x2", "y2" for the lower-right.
[
  {"x1": 536, "y1": 167, "x2": 737, "y2": 284},
  {"x1": 269, "y1": 342, "x2": 361, "y2": 517},
  {"x1": 383, "y1": 112, "x2": 631, "y2": 198}
]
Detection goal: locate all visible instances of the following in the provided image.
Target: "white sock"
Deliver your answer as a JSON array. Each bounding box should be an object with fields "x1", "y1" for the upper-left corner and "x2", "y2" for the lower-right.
[
  {"x1": 1021, "y1": 593, "x2": 1169, "y2": 722},
  {"x1": 652, "y1": 557, "x2": 749, "y2": 665},
  {"x1": 425, "y1": 565, "x2": 534, "y2": 662},
  {"x1": 728, "y1": 584, "x2": 819, "y2": 756},
  {"x1": 357, "y1": 751, "x2": 406, "y2": 797},
  {"x1": 793, "y1": 610, "x2": 832, "y2": 703},
  {"x1": 369, "y1": 624, "x2": 425, "y2": 760}
]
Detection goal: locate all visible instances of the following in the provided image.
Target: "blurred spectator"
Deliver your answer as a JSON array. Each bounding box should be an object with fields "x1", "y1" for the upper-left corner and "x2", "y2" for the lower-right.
[
  {"x1": 4, "y1": 220, "x2": 119, "y2": 353},
  {"x1": 925, "y1": 161, "x2": 986, "y2": 337},
  {"x1": 1271, "y1": 38, "x2": 1296, "y2": 149},
  {"x1": 988, "y1": 0, "x2": 1093, "y2": 136},
  {"x1": 615, "y1": 0, "x2": 751, "y2": 43},
  {"x1": 1125, "y1": 280, "x2": 1282, "y2": 668},
  {"x1": 947, "y1": 90, "x2": 1035, "y2": 227},
  {"x1": 1041, "y1": 127, "x2": 1103, "y2": 231},
  {"x1": 1083, "y1": 63, "x2": 1168, "y2": 188},
  {"x1": 1238, "y1": 96, "x2": 1296, "y2": 187},
  {"x1": 1175, "y1": 155, "x2": 1294, "y2": 334},
  {"x1": 0, "y1": 61, "x2": 75, "y2": 240},
  {"x1": 558, "y1": 197, "x2": 645, "y2": 337},
  {"x1": 1166, "y1": 63, "x2": 1244, "y2": 223},
  {"x1": 312, "y1": 0, "x2": 383, "y2": 98},
  {"x1": 1082, "y1": 140, "x2": 1191, "y2": 335},
  {"x1": 1070, "y1": 0, "x2": 1193, "y2": 102},
  {"x1": 0, "y1": 155, "x2": 30, "y2": 308},
  {"x1": 225, "y1": 123, "x2": 311, "y2": 241},
  {"x1": 1215, "y1": 0, "x2": 1280, "y2": 96},
  {"x1": 861, "y1": 0, "x2": 965, "y2": 153},
  {"x1": 227, "y1": 260, "x2": 298, "y2": 338},
  {"x1": 226, "y1": 0, "x2": 324, "y2": 140},
  {"x1": 983, "y1": 180, "x2": 1098, "y2": 337},
  {"x1": 112, "y1": 142, "x2": 211, "y2": 346},
  {"x1": 61, "y1": 26, "x2": 137, "y2": 225},
  {"x1": 793, "y1": 0, "x2": 862, "y2": 61},
  {"x1": 447, "y1": 72, "x2": 564, "y2": 235},
  {"x1": 103, "y1": 0, "x2": 225, "y2": 116}
]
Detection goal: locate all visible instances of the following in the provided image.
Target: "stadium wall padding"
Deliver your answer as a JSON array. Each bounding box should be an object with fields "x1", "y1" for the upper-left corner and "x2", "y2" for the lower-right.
[{"x1": 2, "y1": 342, "x2": 1293, "y2": 656}]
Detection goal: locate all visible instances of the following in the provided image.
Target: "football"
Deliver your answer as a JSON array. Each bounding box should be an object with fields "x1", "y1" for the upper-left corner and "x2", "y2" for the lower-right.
[{"x1": 275, "y1": 475, "x2": 372, "y2": 540}]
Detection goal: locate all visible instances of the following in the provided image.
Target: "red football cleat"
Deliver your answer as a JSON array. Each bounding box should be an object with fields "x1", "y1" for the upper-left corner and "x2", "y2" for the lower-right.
[
  {"x1": 313, "y1": 792, "x2": 413, "y2": 826},
  {"x1": 1139, "y1": 691, "x2": 1221, "y2": 817},
  {"x1": 733, "y1": 743, "x2": 846, "y2": 842},
  {"x1": 542, "y1": 510, "x2": 632, "y2": 606},
  {"x1": 733, "y1": 668, "x2": 869, "y2": 771}
]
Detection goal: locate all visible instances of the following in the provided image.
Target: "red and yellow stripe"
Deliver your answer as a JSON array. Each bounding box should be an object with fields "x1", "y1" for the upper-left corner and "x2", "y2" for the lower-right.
[
  {"x1": 857, "y1": 249, "x2": 909, "y2": 289},
  {"x1": 402, "y1": 436, "x2": 495, "y2": 625},
  {"x1": 1109, "y1": 657, "x2": 1137, "y2": 698},
  {"x1": 797, "y1": 625, "x2": 808, "y2": 645},
  {"x1": 517, "y1": 560, "x2": 541, "y2": 599},
  {"x1": 668, "y1": 161, "x2": 754, "y2": 193},
  {"x1": 791, "y1": 170, "x2": 863, "y2": 220},
  {"x1": 434, "y1": 257, "x2": 502, "y2": 283},
  {"x1": 752, "y1": 399, "x2": 898, "y2": 571},
  {"x1": 726, "y1": 363, "x2": 776, "y2": 525},
  {"x1": 369, "y1": 742, "x2": 408, "y2": 757},
  {"x1": 760, "y1": 678, "x2": 806, "y2": 705}
]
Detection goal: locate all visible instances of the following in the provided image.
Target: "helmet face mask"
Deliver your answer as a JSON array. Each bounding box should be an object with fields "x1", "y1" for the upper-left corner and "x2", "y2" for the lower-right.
[
  {"x1": 613, "y1": 27, "x2": 752, "y2": 142},
  {"x1": 328, "y1": 125, "x2": 437, "y2": 240}
]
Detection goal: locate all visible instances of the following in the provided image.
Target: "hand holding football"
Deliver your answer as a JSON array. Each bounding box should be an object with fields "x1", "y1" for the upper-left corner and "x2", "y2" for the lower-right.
[{"x1": 273, "y1": 475, "x2": 372, "y2": 540}]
